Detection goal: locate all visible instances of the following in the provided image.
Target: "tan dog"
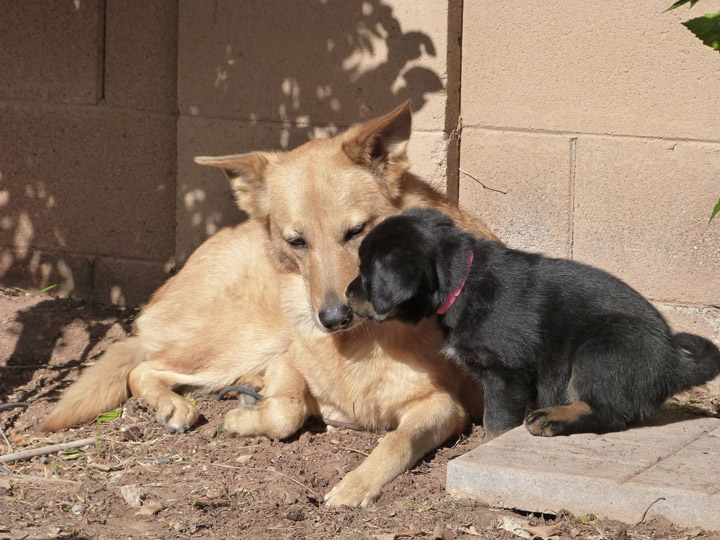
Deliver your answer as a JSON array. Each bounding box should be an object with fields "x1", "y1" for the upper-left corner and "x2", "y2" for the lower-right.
[{"x1": 42, "y1": 101, "x2": 499, "y2": 507}]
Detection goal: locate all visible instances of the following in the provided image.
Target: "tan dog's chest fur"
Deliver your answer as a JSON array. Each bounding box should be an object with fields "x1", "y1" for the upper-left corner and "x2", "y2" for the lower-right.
[
  {"x1": 299, "y1": 318, "x2": 463, "y2": 430},
  {"x1": 42, "y1": 101, "x2": 496, "y2": 507}
]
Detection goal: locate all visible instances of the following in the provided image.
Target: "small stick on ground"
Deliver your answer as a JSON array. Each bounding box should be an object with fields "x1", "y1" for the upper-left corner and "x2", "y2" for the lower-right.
[
  {"x1": 267, "y1": 466, "x2": 316, "y2": 496},
  {"x1": 211, "y1": 461, "x2": 315, "y2": 495},
  {"x1": 87, "y1": 460, "x2": 132, "y2": 472},
  {"x1": 1, "y1": 473, "x2": 81, "y2": 484},
  {"x1": 639, "y1": 497, "x2": 666, "y2": 523},
  {"x1": 338, "y1": 445, "x2": 369, "y2": 456},
  {"x1": 0, "y1": 403, "x2": 30, "y2": 412},
  {"x1": 0, "y1": 437, "x2": 96, "y2": 463}
]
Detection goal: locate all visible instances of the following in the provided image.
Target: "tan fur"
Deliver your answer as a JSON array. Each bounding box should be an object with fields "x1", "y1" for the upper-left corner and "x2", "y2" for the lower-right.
[
  {"x1": 42, "y1": 101, "x2": 497, "y2": 506},
  {"x1": 42, "y1": 338, "x2": 143, "y2": 431}
]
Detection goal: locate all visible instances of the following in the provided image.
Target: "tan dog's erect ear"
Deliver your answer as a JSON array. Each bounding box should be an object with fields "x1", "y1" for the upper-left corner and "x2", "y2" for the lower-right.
[
  {"x1": 194, "y1": 152, "x2": 275, "y2": 218},
  {"x1": 342, "y1": 100, "x2": 412, "y2": 200}
]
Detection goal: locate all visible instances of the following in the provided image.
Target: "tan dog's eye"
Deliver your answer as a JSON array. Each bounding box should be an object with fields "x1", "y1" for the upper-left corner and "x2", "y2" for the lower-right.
[
  {"x1": 344, "y1": 223, "x2": 366, "y2": 243},
  {"x1": 287, "y1": 236, "x2": 307, "y2": 249}
]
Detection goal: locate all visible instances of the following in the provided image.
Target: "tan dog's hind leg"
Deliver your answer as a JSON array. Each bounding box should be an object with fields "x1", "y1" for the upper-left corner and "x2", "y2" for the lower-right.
[
  {"x1": 222, "y1": 357, "x2": 317, "y2": 440},
  {"x1": 323, "y1": 392, "x2": 466, "y2": 508},
  {"x1": 128, "y1": 362, "x2": 200, "y2": 433}
]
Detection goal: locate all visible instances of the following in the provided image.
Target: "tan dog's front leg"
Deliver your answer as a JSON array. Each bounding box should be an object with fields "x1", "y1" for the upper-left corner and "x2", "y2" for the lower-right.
[
  {"x1": 323, "y1": 392, "x2": 467, "y2": 507},
  {"x1": 128, "y1": 361, "x2": 200, "y2": 433},
  {"x1": 223, "y1": 357, "x2": 317, "y2": 440}
]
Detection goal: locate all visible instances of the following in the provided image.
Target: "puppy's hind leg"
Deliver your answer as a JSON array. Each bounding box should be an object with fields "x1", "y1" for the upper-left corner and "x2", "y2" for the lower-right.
[{"x1": 526, "y1": 323, "x2": 651, "y2": 437}]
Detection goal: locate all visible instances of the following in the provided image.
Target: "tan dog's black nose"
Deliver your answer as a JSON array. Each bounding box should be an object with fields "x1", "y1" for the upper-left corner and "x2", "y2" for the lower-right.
[{"x1": 318, "y1": 304, "x2": 353, "y2": 331}]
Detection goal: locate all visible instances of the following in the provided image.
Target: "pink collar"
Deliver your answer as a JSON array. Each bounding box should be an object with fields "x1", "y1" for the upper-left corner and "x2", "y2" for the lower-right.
[{"x1": 437, "y1": 251, "x2": 474, "y2": 315}]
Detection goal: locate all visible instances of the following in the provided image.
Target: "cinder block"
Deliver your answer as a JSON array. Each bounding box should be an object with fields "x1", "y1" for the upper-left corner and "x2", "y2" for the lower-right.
[
  {"x1": 407, "y1": 130, "x2": 450, "y2": 194},
  {"x1": 657, "y1": 304, "x2": 720, "y2": 347},
  {"x1": 461, "y1": 1, "x2": 720, "y2": 140},
  {"x1": 459, "y1": 129, "x2": 572, "y2": 257},
  {"x1": 447, "y1": 417, "x2": 720, "y2": 530},
  {"x1": 94, "y1": 257, "x2": 172, "y2": 307},
  {"x1": 105, "y1": 0, "x2": 178, "y2": 112},
  {"x1": 574, "y1": 137, "x2": 720, "y2": 305},
  {"x1": 0, "y1": 103, "x2": 176, "y2": 261},
  {"x1": 0, "y1": 248, "x2": 93, "y2": 300},
  {"x1": 0, "y1": 0, "x2": 104, "y2": 104},
  {"x1": 177, "y1": 0, "x2": 457, "y2": 130}
]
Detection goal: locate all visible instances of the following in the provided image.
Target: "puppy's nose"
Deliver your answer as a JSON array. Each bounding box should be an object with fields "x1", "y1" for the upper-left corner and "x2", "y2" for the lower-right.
[
  {"x1": 345, "y1": 276, "x2": 361, "y2": 300},
  {"x1": 318, "y1": 304, "x2": 353, "y2": 331}
]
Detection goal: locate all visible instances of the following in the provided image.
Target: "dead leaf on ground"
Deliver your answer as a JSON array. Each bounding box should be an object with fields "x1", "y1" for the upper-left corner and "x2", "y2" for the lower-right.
[
  {"x1": 457, "y1": 525, "x2": 483, "y2": 536},
  {"x1": 499, "y1": 516, "x2": 531, "y2": 539},
  {"x1": 135, "y1": 503, "x2": 163, "y2": 517},
  {"x1": 522, "y1": 523, "x2": 560, "y2": 539}
]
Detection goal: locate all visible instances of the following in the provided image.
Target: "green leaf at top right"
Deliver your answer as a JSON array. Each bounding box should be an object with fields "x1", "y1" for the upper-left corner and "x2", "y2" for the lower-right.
[
  {"x1": 710, "y1": 197, "x2": 720, "y2": 224},
  {"x1": 682, "y1": 10, "x2": 720, "y2": 51}
]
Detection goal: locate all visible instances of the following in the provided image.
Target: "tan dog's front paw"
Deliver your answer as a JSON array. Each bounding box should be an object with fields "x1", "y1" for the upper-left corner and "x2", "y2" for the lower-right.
[
  {"x1": 156, "y1": 395, "x2": 199, "y2": 433},
  {"x1": 222, "y1": 407, "x2": 255, "y2": 437},
  {"x1": 323, "y1": 470, "x2": 382, "y2": 508}
]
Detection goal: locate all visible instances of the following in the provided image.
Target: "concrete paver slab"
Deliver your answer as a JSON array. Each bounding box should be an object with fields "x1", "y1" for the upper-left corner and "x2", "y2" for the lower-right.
[{"x1": 447, "y1": 414, "x2": 720, "y2": 531}]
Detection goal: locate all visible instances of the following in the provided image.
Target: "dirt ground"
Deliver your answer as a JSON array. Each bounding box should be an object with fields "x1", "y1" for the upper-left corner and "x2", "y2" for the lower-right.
[{"x1": 1, "y1": 288, "x2": 719, "y2": 540}]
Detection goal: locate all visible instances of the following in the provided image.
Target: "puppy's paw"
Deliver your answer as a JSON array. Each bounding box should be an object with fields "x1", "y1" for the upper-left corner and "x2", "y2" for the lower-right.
[
  {"x1": 323, "y1": 470, "x2": 381, "y2": 508},
  {"x1": 155, "y1": 395, "x2": 199, "y2": 434},
  {"x1": 525, "y1": 402, "x2": 592, "y2": 437},
  {"x1": 525, "y1": 409, "x2": 566, "y2": 436}
]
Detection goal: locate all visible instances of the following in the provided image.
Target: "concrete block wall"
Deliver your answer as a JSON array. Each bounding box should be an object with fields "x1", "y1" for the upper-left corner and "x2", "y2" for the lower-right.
[
  {"x1": 0, "y1": 1, "x2": 179, "y2": 306},
  {"x1": 1, "y1": 0, "x2": 458, "y2": 303},
  {"x1": 459, "y1": 1, "x2": 720, "y2": 342},
  {"x1": 175, "y1": 0, "x2": 462, "y2": 261}
]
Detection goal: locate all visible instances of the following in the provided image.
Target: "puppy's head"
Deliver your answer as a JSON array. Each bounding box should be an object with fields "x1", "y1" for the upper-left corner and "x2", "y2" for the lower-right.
[{"x1": 346, "y1": 208, "x2": 462, "y2": 324}]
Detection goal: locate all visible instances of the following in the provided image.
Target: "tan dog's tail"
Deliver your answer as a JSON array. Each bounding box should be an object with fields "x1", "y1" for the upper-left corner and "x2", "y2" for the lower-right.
[{"x1": 42, "y1": 337, "x2": 143, "y2": 431}]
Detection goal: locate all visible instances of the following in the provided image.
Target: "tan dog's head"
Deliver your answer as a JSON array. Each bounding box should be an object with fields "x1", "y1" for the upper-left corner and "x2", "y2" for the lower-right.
[{"x1": 195, "y1": 102, "x2": 413, "y2": 333}]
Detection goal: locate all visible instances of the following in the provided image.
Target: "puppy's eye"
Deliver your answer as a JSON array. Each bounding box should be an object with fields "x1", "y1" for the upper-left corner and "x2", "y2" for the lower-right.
[
  {"x1": 344, "y1": 223, "x2": 366, "y2": 243},
  {"x1": 287, "y1": 237, "x2": 307, "y2": 249}
]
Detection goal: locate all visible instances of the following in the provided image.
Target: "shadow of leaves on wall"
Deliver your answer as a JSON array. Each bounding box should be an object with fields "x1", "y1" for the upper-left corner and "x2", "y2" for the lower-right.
[{"x1": 177, "y1": 0, "x2": 446, "y2": 260}]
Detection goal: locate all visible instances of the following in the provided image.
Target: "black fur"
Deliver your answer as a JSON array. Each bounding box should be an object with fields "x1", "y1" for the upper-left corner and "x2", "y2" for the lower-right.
[{"x1": 346, "y1": 208, "x2": 720, "y2": 439}]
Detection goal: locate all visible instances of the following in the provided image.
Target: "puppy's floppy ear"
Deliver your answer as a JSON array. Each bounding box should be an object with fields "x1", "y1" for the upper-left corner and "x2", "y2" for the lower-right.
[
  {"x1": 194, "y1": 152, "x2": 276, "y2": 219},
  {"x1": 341, "y1": 100, "x2": 411, "y2": 200},
  {"x1": 369, "y1": 254, "x2": 425, "y2": 316}
]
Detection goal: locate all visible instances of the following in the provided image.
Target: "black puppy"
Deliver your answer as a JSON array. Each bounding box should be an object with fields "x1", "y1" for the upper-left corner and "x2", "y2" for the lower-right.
[{"x1": 346, "y1": 208, "x2": 720, "y2": 439}]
